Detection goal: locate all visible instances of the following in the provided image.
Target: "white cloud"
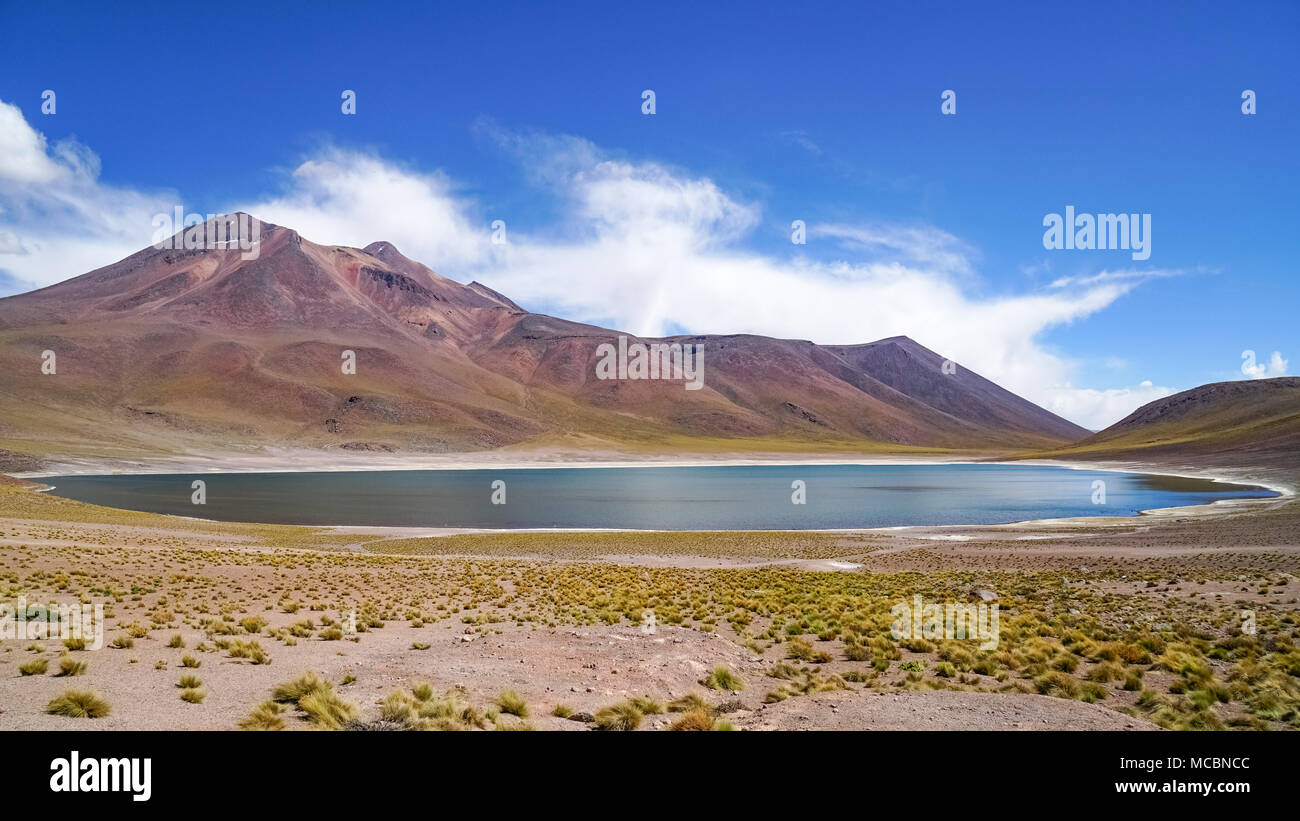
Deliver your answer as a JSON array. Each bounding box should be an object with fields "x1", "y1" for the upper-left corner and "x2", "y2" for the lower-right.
[
  {"x1": 813, "y1": 223, "x2": 978, "y2": 276},
  {"x1": 232, "y1": 148, "x2": 488, "y2": 271},
  {"x1": 1241, "y1": 350, "x2": 1288, "y2": 378},
  {"x1": 0, "y1": 100, "x2": 175, "y2": 292},
  {"x1": 0, "y1": 101, "x2": 65, "y2": 184},
  {"x1": 1047, "y1": 268, "x2": 1193, "y2": 289},
  {"x1": 1038, "y1": 381, "x2": 1175, "y2": 432},
  {"x1": 0, "y1": 101, "x2": 1178, "y2": 430}
]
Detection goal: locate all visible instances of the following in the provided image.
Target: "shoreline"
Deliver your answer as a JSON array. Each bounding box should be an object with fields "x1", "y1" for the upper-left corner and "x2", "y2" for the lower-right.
[
  {"x1": 15, "y1": 450, "x2": 977, "y2": 478},
  {"x1": 16, "y1": 452, "x2": 1292, "y2": 538}
]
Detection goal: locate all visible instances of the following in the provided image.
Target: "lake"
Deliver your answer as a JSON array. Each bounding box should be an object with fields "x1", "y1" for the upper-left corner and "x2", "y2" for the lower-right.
[{"x1": 38, "y1": 463, "x2": 1277, "y2": 530}]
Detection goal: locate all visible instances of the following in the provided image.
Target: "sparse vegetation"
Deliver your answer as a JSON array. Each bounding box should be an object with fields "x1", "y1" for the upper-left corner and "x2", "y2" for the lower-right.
[
  {"x1": 56, "y1": 656, "x2": 87, "y2": 676},
  {"x1": 272, "y1": 671, "x2": 327, "y2": 704},
  {"x1": 379, "y1": 685, "x2": 486, "y2": 730},
  {"x1": 297, "y1": 688, "x2": 356, "y2": 729},
  {"x1": 239, "y1": 701, "x2": 287, "y2": 731},
  {"x1": 47, "y1": 690, "x2": 111, "y2": 718},
  {"x1": 668, "y1": 693, "x2": 712, "y2": 713},
  {"x1": 496, "y1": 689, "x2": 529, "y2": 717},
  {"x1": 668, "y1": 708, "x2": 717, "y2": 731},
  {"x1": 629, "y1": 696, "x2": 664, "y2": 715},
  {"x1": 594, "y1": 701, "x2": 643, "y2": 731},
  {"x1": 19, "y1": 658, "x2": 48, "y2": 676},
  {"x1": 702, "y1": 666, "x2": 744, "y2": 691}
]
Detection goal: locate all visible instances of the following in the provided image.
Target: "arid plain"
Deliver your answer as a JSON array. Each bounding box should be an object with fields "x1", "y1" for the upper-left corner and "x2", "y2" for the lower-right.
[{"x1": 1, "y1": 442, "x2": 1297, "y2": 732}]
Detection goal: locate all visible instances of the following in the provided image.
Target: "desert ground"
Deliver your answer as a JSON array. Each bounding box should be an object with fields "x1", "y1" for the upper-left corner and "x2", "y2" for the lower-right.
[{"x1": 1, "y1": 452, "x2": 1297, "y2": 732}]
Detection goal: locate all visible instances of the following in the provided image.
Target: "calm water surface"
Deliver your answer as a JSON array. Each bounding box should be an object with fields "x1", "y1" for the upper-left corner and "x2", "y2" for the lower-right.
[{"x1": 39, "y1": 464, "x2": 1277, "y2": 530}]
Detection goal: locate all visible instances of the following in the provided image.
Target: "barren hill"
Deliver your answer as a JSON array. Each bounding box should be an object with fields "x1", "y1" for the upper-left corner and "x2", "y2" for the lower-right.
[{"x1": 1026, "y1": 377, "x2": 1300, "y2": 476}]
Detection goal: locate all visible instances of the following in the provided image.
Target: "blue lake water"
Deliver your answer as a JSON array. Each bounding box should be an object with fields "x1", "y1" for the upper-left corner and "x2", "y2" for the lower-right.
[{"x1": 39, "y1": 464, "x2": 1277, "y2": 530}]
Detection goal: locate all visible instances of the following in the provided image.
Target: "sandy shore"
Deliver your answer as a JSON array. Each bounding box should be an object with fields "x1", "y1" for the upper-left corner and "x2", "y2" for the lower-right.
[{"x1": 17, "y1": 447, "x2": 979, "y2": 478}]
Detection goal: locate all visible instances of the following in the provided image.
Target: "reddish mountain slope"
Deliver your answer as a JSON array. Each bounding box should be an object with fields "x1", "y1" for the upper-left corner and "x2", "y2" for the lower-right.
[{"x1": 0, "y1": 215, "x2": 1089, "y2": 459}]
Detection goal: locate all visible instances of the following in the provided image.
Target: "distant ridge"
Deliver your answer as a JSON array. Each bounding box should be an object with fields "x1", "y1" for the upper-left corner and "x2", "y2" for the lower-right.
[
  {"x1": 1074, "y1": 378, "x2": 1300, "y2": 454},
  {"x1": 1026, "y1": 377, "x2": 1300, "y2": 473}
]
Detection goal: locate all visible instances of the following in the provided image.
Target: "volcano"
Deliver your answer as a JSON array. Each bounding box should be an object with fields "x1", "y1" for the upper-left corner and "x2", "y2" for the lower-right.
[{"x1": 0, "y1": 215, "x2": 1090, "y2": 460}]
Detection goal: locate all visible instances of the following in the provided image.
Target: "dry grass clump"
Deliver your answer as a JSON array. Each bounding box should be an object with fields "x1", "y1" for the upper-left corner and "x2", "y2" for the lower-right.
[
  {"x1": 296, "y1": 688, "x2": 355, "y2": 729},
  {"x1": 701, "y1": 665, "x2": 744, "y2": 691},
  {"x1": 19, "y1": 657, "x2": 48, "y2": 676},
  {"x1": 495, "y1": 689, "x2": 529, "y2": 717},
  {"x1": 379, "y1": 685, "x2": 486, "y2": 730},
  {"x1": 221, "y1": 638, "x2": 270, "y2": 664},
  {"x1": 1034, "y1": 671, "x2": 1082, "y2": 699},
  {"x1": 270, "y1": 671, "x2": 357, "y2": 729},
  {"x1": 629, "y1": 696, "x2": 664, "y2": 715},
  {"x1": 765, "y1": 668, "x2": 850, "y2": 702},
  {"x1": 786, "y1": 637, "x2": 833, "y2": 663},
  {"x1": 239, "y1": 700, "x2": 287, "y2": 731},
  {"x1": 56, "y1": 655, "x2": 87, "y2": 676},
  {"x1": 272, "y1": 670, "x2": 326, "y2": 703},
  {"x1": 668, "y1": 708, "x2": 716, "y2": 731},
  {"x1": 1086, "y1": 661, "x2": 1126, "y2": 683},
  {"x1": 594, "y1": 701, "x2": 643, "y2": 731},
  {"x1": 667, "y1": 692, "x2": 712, "y2": 713},
  {"x1": 47, "y1": 690, "x2": 111, "y2": 718}
]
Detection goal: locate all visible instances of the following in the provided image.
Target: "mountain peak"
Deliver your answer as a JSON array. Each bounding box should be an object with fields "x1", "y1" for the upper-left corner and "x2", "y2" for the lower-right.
[
  {"x1": 363, "y1": 240, "x2": 402, "y2": 258},
  {"x1": 869, "y1": 335, "x2": 922, "y2": 348},
  {"x1": 360, "y1": 240, "x2": 440, "y2": 282}
]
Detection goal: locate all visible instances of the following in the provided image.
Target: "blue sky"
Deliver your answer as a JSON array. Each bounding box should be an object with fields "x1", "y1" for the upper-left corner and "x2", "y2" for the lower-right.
[{"x1": 0, "y1": 0, "x2": 1296, "y2": 428}]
